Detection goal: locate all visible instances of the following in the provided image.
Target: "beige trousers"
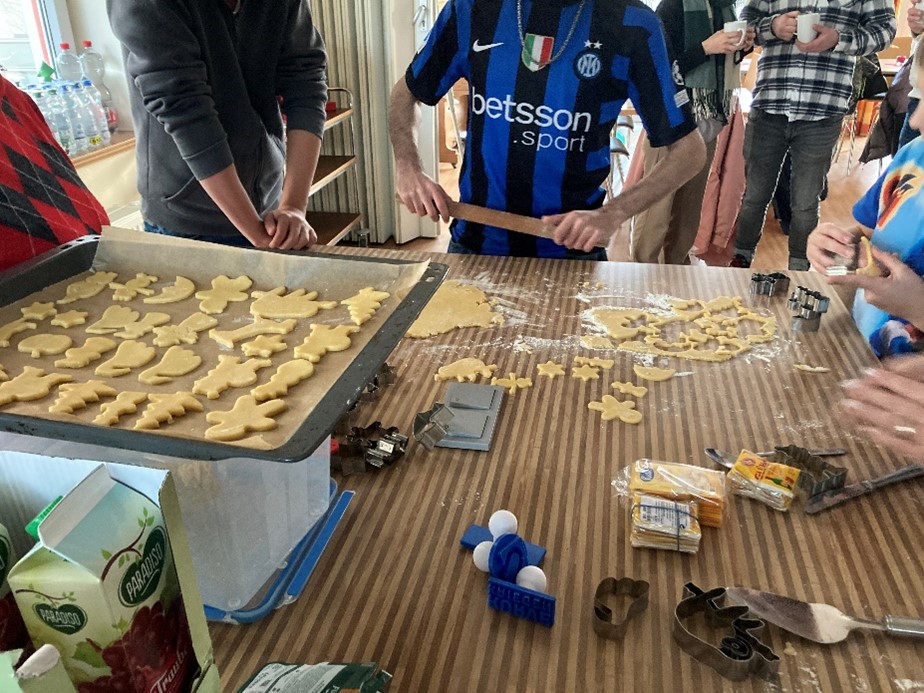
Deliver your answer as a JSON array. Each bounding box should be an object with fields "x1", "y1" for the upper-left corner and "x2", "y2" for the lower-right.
[{"x1": 630, "y1": 136, "x2": 718, "y2": 264}]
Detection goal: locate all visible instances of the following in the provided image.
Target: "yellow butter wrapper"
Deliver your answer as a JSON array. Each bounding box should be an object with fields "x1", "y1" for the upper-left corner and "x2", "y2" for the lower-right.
[{"x1": 728, "y1": 450, "x2": 801, "y2": 511}]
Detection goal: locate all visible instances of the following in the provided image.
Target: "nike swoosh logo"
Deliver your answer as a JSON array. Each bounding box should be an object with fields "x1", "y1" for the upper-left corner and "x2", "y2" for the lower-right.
[{"x1": 473, "y1": 40, "x2": 503, "y2": 52}]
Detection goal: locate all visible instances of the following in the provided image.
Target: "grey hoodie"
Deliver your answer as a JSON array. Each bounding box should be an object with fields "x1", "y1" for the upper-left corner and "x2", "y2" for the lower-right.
[{"x1": 108, "y1": 0, "x2": 327, "y2": 238}]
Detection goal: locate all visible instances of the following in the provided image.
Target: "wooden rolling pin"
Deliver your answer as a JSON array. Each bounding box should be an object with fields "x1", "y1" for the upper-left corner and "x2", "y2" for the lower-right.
[{"x1": 398, "y1": 196, "x2": 557, "y2": 241}]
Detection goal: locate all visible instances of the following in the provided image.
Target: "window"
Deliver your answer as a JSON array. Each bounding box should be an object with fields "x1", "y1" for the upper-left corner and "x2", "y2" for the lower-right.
[{"x1": 0, "y1": 0, "x2": 74, "y2": 84}]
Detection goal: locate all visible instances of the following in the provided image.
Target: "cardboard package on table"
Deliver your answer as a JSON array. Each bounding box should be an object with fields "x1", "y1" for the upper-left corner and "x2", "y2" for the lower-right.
[{"x1": 0, "y1": 458, "x2": 218, "y2": 693}]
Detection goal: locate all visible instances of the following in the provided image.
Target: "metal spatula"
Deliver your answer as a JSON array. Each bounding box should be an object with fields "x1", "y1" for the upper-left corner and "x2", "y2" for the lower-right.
[{"x1": 727, "y1": 587, "x2": 924, "y2": 644}]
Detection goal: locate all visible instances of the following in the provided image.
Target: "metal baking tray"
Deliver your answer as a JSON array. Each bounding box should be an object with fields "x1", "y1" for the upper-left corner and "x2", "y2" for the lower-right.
[{"x1": 0, "y1": 236, "x2": 447, "y2": 462}]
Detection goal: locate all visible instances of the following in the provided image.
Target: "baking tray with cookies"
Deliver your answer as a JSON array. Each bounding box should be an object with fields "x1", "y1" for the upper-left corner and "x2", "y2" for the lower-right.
[{"x1": 0, "y1": 227, "x2": 447, "y2": 462}]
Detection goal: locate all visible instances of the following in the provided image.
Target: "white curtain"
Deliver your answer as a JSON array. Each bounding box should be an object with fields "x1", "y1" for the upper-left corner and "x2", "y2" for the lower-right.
[{"x1": 311, "y1": 1, "x2": 397, "y2": 243}]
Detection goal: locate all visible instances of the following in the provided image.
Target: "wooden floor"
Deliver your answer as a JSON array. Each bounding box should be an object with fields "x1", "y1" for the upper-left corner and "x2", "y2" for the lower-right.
[{"x1": 370, "y1": 130, "x2": 883, "y2": 272}]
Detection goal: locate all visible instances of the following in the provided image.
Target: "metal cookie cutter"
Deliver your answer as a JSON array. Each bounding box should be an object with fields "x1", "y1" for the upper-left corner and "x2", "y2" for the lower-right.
[
  {"x1": 413, "y1": 403, "x2": 455, "y2": 450},
  {"x1": 673, "y1": 582, "x2": 780, "y2": 681},
  {"x1": 749, "y1": 272, "x2": 791, "y2": 298},
  {"x1": 334, "y1": 421, "x2": 408, "y2": 475},
  {"x1": 772, "y1": 445, "x2": 848, "y2": 499},
  {"x1": 788, "y1": 286, "x2": 830, "y2": 332},
  {"x1": 592, "y1": 577, "x2": 650, "y2": 640}
]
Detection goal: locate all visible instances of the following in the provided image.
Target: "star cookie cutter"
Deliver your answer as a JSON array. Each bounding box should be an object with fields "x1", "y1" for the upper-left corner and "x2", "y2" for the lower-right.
[
  {"x1": 592, "y1": 577, "x2": 650, "y2": 640},
  {"x1": 673, "y1": 582, "x2": 780, "y2": 681}
]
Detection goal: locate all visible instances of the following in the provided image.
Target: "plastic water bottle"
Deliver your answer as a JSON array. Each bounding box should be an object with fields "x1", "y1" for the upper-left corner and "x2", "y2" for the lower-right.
[
  {"x1": 29, "y1": 88, "x2": 58, "y2": 143},
  {"x1": 80, "y1": 79, "x2": 111, "y2": 148},
  {"x1": 55, "y1": 43, "x2": 84, "y2": 81},
  {"x1": 58, "y1": 83, "x2": 90, "y2": 155},
  {"x1": 75, "y1": 80, "x2": 108, "y2": 149},
  {"x1": 79, "y1": 40, "x2": 118, "y2": 133},
  {"x1": 41, "y1": 85, "x2": 76, "y2": 155}
]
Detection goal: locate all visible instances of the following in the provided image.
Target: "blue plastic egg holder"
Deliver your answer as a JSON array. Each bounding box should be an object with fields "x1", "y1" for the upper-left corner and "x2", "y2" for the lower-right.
[{"x1": 460, "y1": 524, "x2": 556, "y2": 627}]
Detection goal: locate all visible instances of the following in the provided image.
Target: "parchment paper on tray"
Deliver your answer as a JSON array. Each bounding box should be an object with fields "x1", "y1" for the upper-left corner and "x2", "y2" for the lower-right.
[{"x1": 0, "y1": 227, "x2": 434, "y2": 459}]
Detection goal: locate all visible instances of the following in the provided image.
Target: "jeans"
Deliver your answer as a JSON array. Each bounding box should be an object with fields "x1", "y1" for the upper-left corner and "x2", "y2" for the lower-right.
[
  {"x1": 143, "y1": 221, "x2": 253, "y2": 248},
  {"x1": 447, "y1": 239, "x2": 608, "y2": 262},
  {"x1": 733, "y1": 109, "x2": 842, "y2": 268},
  {"x1": 899, "y1": 98, "x2": 920, "y2": 151}
]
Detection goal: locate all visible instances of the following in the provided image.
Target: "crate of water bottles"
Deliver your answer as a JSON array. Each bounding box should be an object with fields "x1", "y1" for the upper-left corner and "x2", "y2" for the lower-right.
[{"x1": 20, "y1": 40, "x2": 118, "y2": 157}]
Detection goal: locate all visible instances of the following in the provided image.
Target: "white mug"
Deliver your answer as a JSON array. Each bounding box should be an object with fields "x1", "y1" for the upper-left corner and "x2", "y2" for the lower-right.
[
  {"x1": 797, "y1": 12, "x2": 821, "y2": 43},
  {"x1": 724, "y1": 20, "x2": 748, "y2": 49}
]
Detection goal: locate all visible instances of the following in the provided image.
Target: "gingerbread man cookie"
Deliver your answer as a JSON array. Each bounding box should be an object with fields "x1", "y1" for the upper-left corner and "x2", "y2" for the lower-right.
[
  {"x1": 205, "y1": 395, "x2": 288, "y2": 441},
  {"x1": 587, "y1": 395, "x2": 643, "y2": 424}
]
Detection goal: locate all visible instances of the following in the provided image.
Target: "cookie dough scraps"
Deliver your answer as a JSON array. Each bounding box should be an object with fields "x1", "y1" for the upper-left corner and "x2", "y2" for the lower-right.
[{"x1": 406, "y1": 281, "x2": 504, "y2": 338}]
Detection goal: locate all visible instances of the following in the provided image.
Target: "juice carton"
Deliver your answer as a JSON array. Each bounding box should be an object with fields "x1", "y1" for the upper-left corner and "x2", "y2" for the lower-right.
[
  {"x1": 0, "y1": 522, "x2": 29, "y2": 653},
  {"x1": 7, "y1": 465, "x2": 195, "y2": 693}
]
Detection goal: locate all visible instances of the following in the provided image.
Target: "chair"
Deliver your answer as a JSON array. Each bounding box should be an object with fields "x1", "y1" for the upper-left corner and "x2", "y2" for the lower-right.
[{"x1": 835, "y1": 95, "x2": 885, "y2": 175}]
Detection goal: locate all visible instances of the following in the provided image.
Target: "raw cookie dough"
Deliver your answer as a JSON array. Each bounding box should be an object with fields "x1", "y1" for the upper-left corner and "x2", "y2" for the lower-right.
[
  {"x1": 109, "y1": 273, "x2": 158, "y2": 301},
  {"x1": 612, "y1": 381, "x2": 648, "y2": 398},
  {"x1": 0, "y1": 318, "x2": 37, "y2": 347},
  {"x1": 406, "y1": 281, "x2": 504, "y2": 338},
  {"x1": 20, "y1": 302, "x2": 56, "y2": 321},
  {"x1": 51, "y1": 310, "x2": 88, "y2": 328},
  {"x1": 633, "y1": 365, "x2": 676, "y2": 382},
  {"x1": 196, "y1": 275, "x2": 253, "y2": 314},
  {"x1": 250, "y1": 287, "x2": 336, "y2": 319},
  {"x1": 18, "y1": 334, "x2": 73, "y2": 358},
  {"x1": 590, "y1": 308, "x2": 650, "y2": 340},
  {"x1": 94, "y1": 391, "x2": 148, "y2": 426},
  {"x1": 575, "y1": 356, "x2": 614, "y2": 369},
  {"x1": 135, "y1": 392, "x2": 204, "y2": 430},
  {"x1": 139, "y1": 346, "x2": 202, "y2": 385},
  {"x1": 794, "y1": 363, "x2": 831, "y2": 373},
  {"x1": 341, "y1": 287, "x2": 390, "y2": 325},
  {"x1": 144, "y1": 276, "x2": 196, "y2": 304},
  {"x1": 86, "y1": 306, "x2": 170, "y2": 339},
  {"x1": 57, "y1": 271, "x2": 118, "y2": 304},
  {"x1": 434, "y1": 357, "x2": 498, "y2": 382},
  {"x1": 0, "y1": 367, "x2": 72, "y2": 407},
  {"x1": 55, "y1": 337, "x2": 117, "y2": 368},
  {"x1": 588, "y1": 395, "x2": 643, "y2": 424},
  {"x1": 242, "y1": 334, "x2": 288, "y2": 358},
  {"x1": 152, "y1": 312, "x2": 218, "y2": 347},
  {"x1": 205, "y1": 395, "x2": 288, "y2": 441},
  {"x1": 491, "y1": 373, "x2": 533, "y2": 395},
  {"x1": 95, "y1": 340, "x2": 157, "y2": 378},
  {"x1": 856, "y1": 237, "x2": 882, "y2": 278},
  {"x1": 581, "y1": 335, "x2": 614, "y2": 349},
  {"x1": 536, "y1": 361, "x2": 566, "y2": 378},
  {"x1": 293, "y1": 324, "x2": 360, "y2": 363},
  {"x1": 49, "y1": 380, "x2": 118, "y2": 414},
  {"x1": 0, "y1": 363, "x2": 6, "y2": 382},
  {"x1": 210, "y1": 318, "x2": 297, "y2": 349},
  {"x1": 252, "y1": 360, "x2": 314, "y2": 401},
  {"x1": 571, "y1": 364, "x2": 600, "y2": 382},
  {"x1": 192, "y1": 355, "x2": 271, "y2": 399}
]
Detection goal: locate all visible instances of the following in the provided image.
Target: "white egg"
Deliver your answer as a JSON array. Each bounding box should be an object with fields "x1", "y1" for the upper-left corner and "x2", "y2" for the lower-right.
[
  {"x1": 472, "y1": 540, "x2": 493, "y2": 572},
  {"x1": 515, "y1": 565, "x2": 547, "y2": 593},
  {"x1": 488, "y1": 509, "x2": 518, "y2": 539}
]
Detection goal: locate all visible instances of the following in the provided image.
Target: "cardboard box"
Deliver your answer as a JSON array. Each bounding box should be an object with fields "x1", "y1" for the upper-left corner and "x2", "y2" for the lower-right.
[{"x1": 0, "y1": 449, "x2": 218, "y2": 693}]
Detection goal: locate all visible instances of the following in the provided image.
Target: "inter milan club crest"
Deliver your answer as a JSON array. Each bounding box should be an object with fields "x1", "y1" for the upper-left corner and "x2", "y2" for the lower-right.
[
  {"x1": 574, "y1": 40, "x2": 603, "y2": 80},
  {"x1": 522, "y1": 33, "x2": 555, "y2": 71}
]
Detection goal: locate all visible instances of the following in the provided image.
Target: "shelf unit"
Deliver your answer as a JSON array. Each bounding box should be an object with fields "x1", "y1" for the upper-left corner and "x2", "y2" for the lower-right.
[{"x1": 307, "y1": 88, "x2": 363, "y2": 245}]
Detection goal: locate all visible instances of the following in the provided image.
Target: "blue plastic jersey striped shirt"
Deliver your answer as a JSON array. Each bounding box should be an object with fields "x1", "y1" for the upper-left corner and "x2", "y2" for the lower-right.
[{"x1": 405, "y1": 0, "x2": 696, "y2": 258}]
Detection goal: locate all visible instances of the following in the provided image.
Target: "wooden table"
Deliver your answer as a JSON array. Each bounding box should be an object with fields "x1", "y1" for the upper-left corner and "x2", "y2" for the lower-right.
[{"x1": 210, "y1": 249, "x2": 924, "y2": 692}]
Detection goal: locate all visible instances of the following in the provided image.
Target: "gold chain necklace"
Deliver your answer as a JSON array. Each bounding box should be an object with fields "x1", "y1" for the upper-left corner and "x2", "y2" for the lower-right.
[{"x1": 516, "y1": 0, "x2": 587, "y2": 71}]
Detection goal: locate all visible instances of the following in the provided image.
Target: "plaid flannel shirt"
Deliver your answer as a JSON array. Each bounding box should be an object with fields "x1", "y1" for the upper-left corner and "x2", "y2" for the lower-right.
[{"x1": 742, "y1": 0, "x2": 896, "y2": 121}]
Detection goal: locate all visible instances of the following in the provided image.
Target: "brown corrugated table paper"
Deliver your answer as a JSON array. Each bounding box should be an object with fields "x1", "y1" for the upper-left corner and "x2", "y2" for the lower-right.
[{"x1": 210, "y1": 248, "x2": 924, "y2": 692}]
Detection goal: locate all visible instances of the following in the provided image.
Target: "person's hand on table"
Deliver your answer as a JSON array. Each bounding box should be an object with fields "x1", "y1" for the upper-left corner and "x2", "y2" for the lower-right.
[
  {"x1": 263, "y1": 205, "x2": 316, "y2": 250},
  {"x1": 841, "y1": 354, "x2": 924, "y2": 461},
  {"x1": 771, "y1": 11, "x2": 799, "y2": 41},
  {"x1": 702, "y1": 28, "x2": 745, "y2": 55},
  {"x1": 543, "y1": 204, "x2": 626, "y2": 252},
  {"x1": 806, "y1": 223, "x2": 862, "y2": 273},
  {"x1": 396, "y1": 161, "x2": 451, "y2": 222},
  {"x1": 828, "y1": 248, "x2": 924, "y2": 327},
  {"x1": 795, "y1": 24, "x2": 840, "y2": 53}
]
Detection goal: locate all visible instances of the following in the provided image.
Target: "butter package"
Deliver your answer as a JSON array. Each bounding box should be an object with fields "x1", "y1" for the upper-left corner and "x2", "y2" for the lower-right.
[
  {"x1": 727, "y1": 450, "x2": 801, "y2": 511},
  {"x1": 0, "y1": 522, "x2": 29, "y2": 654},
  {"x1": 630, "y1": 493, "x2": 701, "y2": 554},
  {"x1": 626, "y1": 460, "x2": 726, "y2": 528},
  {"x1": 8, "y1": 466, "x2": 194, "y2": 693}
]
